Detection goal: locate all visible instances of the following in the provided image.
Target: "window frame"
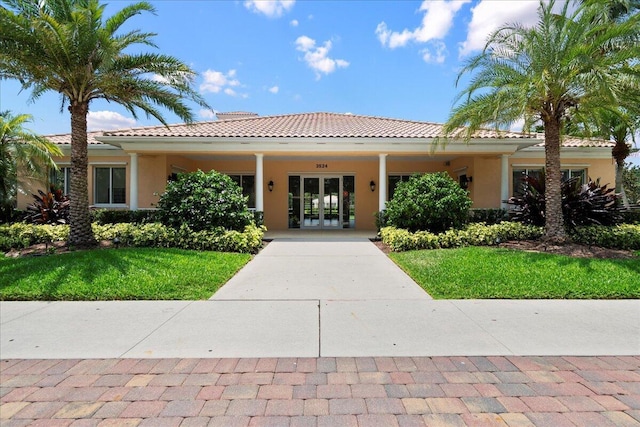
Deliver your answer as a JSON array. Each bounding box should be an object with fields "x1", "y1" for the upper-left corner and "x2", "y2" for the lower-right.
[
  {"x1": 388, "y1": 174, "x2": 414, "y2": 200},
  {"x1": 226, "y1": 173, "x2": 256, "y2": 209},
  {"x1": 50, "y1": 166, "x2": 71, "y2": 195},
  {"x1": 512, "y1": 167, "x2": 587, "y2": 197},
  {"x1": 93, "y1": 166, "x2": 127, "y2": 207}
]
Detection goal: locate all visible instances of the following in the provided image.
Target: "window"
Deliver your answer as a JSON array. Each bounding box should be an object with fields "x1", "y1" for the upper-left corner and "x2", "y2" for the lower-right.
[
  {"x1": 50, "y1": 167, "x2": 70, "y2": 195},
  {"x1": 512, "y1": 168, "x2": 586, "y2": 196},
  {"x1": 94, "y1": 167, "x2": 126, "y2": 205},
  {"x1": 228, "y1": 174, "x2": 255, "y2": 208},
  {"x1": 388, "y1": 174, "x2": 413, "y2": 200}
]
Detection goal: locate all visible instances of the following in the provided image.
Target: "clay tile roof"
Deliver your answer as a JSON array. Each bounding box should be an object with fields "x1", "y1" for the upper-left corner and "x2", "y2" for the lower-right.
[
  {"x1": 102, "y1": 112, "x2": 532, "y2": 139},
  {"x1": 44, "y1": 131, "x2": 104, "y2": 145},
  {"x1": 531, "y1": 134, "x2": 615, "y2": 148}
]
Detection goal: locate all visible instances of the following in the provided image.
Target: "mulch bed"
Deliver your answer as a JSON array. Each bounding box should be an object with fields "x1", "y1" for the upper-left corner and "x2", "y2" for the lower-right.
[
  {"x1": 372, "y1": 239, "x2": 637, "y2": 260},
  {"x1": 5, "y1": 239, "x2": 638, "y2": 260}
]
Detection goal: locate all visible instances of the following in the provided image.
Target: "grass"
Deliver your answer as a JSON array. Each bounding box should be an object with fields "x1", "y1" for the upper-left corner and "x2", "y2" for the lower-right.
[
  {"x1": 390, "y1": 246, "x2": 640, "y2": 299},
  {"x1": 0, "y1": 248, "x2": 251, "y2": 300}
]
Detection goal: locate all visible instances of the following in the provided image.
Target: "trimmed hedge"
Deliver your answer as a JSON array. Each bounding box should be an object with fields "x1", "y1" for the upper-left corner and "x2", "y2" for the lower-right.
[
  {"x1": 91, "y1": 209, "x2": 159, "y2": 225},
  {"x1": 570, "y1": 224, "x2": 640, "y2": 250},
  {"x1": 380, "y1": 222, "x2": 640, "y2": 252},
  {"x1": 0, "y1": 222, "x2": 265, "y2": 254}
]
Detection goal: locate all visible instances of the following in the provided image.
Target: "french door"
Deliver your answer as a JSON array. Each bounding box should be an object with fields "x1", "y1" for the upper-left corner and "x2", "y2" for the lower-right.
[{"x1": 302, "y1": 176, "x2": 341, "y2": 229}]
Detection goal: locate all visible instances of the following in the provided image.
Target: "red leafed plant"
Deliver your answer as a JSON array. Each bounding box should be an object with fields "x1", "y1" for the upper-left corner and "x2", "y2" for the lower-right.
[{"x1": 26, "y1": 186, "x2": 70, "y2": 225}]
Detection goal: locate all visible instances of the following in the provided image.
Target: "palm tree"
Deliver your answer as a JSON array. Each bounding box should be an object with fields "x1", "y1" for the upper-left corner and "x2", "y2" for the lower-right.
[
  {"x1": 0, "y1": 0, "x2": 209, "y2": 247},
  {"x1": 594, "y1": 110, "x2": 638, "y2": 207},
  {"x1": 443, "y1": 0, "x2": 640, "y2": 243},
  {"x1": 0, "y1": 111, "x2": 62, "y2": 222}
]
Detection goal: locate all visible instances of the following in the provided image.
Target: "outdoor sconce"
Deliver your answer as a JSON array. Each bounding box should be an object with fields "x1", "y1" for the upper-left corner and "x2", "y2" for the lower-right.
[
  {"x1": 268, "y1": 180, "x2": 274, "y2": 192},
  {"x1": 370, "y1": 180, "x2": 376, "y2": 192},
  {"x1": 468, "y1": 176, "x2": 473, "y2": 182}
]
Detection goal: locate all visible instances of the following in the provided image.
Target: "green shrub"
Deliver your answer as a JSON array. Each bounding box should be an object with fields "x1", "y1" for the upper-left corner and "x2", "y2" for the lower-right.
[
  {"x1": 620, "y1": 208, "x2": 640, "y2": 225},
  {"x1": 91, "y1": 209, "x2": 159, "y2": 224},
  {"x1": 1, "y1": 222, "x2": 264, "y2": 254},
  {"x1": 468, "y1": 208, "x2": 508, "y2": 225},
  {"x1": 0, "y1": 223, "x2": 69, "y2": 252},
  {"x1": 92, "y1": 222, "x2": 264, "y2": 253},
  {"x1": 380, "y1": 222, "x2": 544, "y2": 252},
  {"x1": 570, "y1": 224, "x2": 640, "y2": 250},
  {"x1": 157, "y1": 170, "x2": 253, "y2": 232},
  {"x1": 385, "y1": 172, "x2": 472, "y2": 232}
]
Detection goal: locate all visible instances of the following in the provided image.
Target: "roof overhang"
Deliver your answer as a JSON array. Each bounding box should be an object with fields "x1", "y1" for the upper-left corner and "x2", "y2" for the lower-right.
[{"x1": 95, "y1": 136, "x2": 540, "y2": 156}]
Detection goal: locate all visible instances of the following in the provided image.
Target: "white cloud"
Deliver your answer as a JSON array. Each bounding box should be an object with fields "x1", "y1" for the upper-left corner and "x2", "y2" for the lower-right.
[
  {"x1": 421, "y1": 41, "x2": 447, "y2": 64},
  {"x1": 295, "y1": 36, "x2": 349, "y2": 79},
  {"x1": 200, "y1": 69, "x2": 242, "y2": 96},
  {"x1": 199, "y1": 109, "x2": 216, "y2": 119},
  {"x1": 509, "y1": 118, "x2": 525, "y2": 133},
  {"x1": 290, "y1": 19, "x2": 298, "y2": 27},
  {"x1": 244, "y1": 0, "x2": 294, "y2": 18},
  {"x1": 376, "y1": 0, "x2": 470, "y2": 52},
  {"x1": 87, "y1": 111, "x2": 136, "y2": 131},
  {"x1": 269, "y1": 85, "x2": 279, "y2": 94},
  {"x1": 459, "y1": 1, "x2": 539, "y2": 57}
]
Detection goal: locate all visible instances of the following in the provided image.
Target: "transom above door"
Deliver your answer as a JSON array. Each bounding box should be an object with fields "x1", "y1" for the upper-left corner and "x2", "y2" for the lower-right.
[{"x1": 288, "y1": 175, "x2": 355, "y2": 229}]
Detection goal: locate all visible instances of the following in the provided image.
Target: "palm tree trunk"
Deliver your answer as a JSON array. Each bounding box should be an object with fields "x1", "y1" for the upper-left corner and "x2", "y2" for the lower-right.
[
  {"x1": 613, "y1": 141, "x2": 630, "y2": 209},
  {"x1": 68, "y1": 101, "x2": 97, "y2": 248},
  {"x1": 543, "y1": 118, "x2": 568, "y2": 243}
]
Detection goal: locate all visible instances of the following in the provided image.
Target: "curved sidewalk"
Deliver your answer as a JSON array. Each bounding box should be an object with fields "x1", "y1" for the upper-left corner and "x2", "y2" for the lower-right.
[{"x1": 1, "y1": 238, "x2": 638, "y2": 359}]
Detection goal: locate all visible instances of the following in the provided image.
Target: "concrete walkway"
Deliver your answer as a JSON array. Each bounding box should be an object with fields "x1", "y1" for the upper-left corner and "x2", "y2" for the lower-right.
[{"x1": 1, "y1": 238, "x2": 638, "y2": 359}]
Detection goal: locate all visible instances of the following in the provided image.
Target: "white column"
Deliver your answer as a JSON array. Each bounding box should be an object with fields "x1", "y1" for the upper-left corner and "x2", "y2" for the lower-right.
[
  {"x1": 255, "y1": 153, "x2": 264, "y2": 212},
  {"x1": 130, "y1": 153, "x2": 138, "y2": 210},
  {"x1": 378, "y1": 153, "x2": 387, "y2": 212},
  {"x1": 500, "y1": 154, "x2": 509, "y2": 209}
]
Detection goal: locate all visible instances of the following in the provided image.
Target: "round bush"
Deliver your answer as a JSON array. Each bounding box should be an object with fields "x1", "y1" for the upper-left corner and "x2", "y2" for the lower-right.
[
  {"x1": 157, "y1": 170, "x2": 253, "y2": 232},
  {"x1": 385, "y1": 172, "x2": 472, "y2": 232}
]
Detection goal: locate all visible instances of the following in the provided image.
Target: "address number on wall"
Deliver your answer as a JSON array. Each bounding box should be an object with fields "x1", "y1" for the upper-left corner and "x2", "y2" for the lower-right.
[{"x1": 316, "y1": 164, "x2": 328, "y2": 169}]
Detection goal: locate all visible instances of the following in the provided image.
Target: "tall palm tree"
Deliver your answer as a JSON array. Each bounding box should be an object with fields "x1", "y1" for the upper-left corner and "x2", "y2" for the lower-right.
[
  {"x1": 0, "y1": 0, "x2": 209, "y2": 247},
  {"x1": 0, "y1": 111, "x2": 62, "y2": 222},
  {"x1": 582, "y1": 0, "x2": 640, "y2": 207},
  {"x1": 443, "y1": 0, "x2": 640, "y2": 243}
]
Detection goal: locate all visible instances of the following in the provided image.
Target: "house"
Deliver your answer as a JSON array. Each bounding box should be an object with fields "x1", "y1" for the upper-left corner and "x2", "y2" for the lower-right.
[{"x1": 18, "y1": 112, "x2": 616, "y2": 231}]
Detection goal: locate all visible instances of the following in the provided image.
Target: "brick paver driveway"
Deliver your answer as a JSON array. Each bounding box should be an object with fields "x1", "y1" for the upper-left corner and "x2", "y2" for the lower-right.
[{"x1": 2, "y1": 356, "x2": 639, "y2": 426}]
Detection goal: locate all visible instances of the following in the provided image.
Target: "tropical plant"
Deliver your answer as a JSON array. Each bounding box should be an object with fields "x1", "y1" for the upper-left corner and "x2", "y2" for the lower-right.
[
  {"x1": 0, "y1": 0, "x2": 209, "y2": 247},
  {"x1": 508, "y1": 173, "x2": 621, "y2": 229},
  {"x1": 443, "y1": 0, "x2": 640, "y2": 243},
  {"x1": 623, "y1": 162, "x2": 640, "y2": 204},
  {"x1": 384, "y1": 172, "x2": 472, "y2": 233},
  {"x1": 26, "y1": 186, "x2": 70, "y2": 225},
  {"x1": 157, "y1": 170, "x2": 254, "y2": 232},
  {"x1": 0, "y1": 111, "x2": 61, "y2": 223}
]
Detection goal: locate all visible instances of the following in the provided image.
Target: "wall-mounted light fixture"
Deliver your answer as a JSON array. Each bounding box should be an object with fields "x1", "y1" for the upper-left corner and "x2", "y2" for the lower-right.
[
  {"x1": 268, "y1": 180, "x2": 274, "y2": 192},
  {"x1": 370, "y1": 180, "x2": 376, "y2": 192}
]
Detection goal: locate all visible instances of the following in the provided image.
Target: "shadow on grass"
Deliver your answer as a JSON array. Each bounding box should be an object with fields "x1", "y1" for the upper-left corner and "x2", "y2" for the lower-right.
[{"x1": 0, "y1": 248, "x2": 248, "y2": 301}]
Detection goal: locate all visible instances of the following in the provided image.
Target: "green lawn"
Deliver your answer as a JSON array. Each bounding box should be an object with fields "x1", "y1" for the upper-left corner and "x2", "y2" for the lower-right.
[
  {"x1": 0, "y1": 248, "x2": 251, "y2": 301},
  {"x1": 390, "y1": 246, "x2": 640, "y2": 299}
]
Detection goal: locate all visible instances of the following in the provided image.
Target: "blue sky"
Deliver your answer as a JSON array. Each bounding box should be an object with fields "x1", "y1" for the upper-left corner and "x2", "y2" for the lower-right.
[{"x1": 0, "y1": 0, "x2": 638, "y2": 164}]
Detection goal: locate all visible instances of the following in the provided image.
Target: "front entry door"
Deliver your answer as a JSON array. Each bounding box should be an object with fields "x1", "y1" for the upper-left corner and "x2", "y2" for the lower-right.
[{"x1": 302, "y1": 177, "x2": 341, "y2": 229}]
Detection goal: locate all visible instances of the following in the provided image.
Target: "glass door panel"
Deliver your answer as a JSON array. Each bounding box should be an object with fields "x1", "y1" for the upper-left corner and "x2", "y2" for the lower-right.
[
  {"x1": 300, "y1": 176, "x2": 343, "y2": 229},
  {"x1": 323, "y1": 177, "x2": 340, "y2": 228},
  {"x1": 303, "y1": 177, "x2": 320, "y2": 228}
]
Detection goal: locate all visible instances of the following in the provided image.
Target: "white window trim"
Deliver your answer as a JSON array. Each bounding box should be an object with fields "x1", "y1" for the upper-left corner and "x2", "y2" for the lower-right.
[{"x1": 94, "y1": 166, "x2": 127, "y2": 206}]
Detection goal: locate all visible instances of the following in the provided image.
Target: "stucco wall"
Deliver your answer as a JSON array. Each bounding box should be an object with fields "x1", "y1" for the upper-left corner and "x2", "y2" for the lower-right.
[{"x1": 15, "y1": 147, "x2": 615, "y2": 232}]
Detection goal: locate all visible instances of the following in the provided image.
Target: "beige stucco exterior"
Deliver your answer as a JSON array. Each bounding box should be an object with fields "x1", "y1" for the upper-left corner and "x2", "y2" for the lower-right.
[
  {"x1": 18, "y1": 149, "x2": 616, "y2": 232},
  {"x1": 17, "y1": 113, "x2": 616, "y2": 232}
]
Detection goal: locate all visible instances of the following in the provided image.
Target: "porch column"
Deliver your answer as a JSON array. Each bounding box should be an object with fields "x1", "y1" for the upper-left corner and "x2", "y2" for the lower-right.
[
  {"x1": 129, "y1": 152, "x2": 138, "y2": 210},
  {"x1": 500, "y1": 154, "x2": 509, "y2": 209},
  {"x1": 255, "y1": 153, "x2": 264, "y2": 212},
  {"x1": 378, "y1": 153, "x2": 387, "y2": 212}
]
